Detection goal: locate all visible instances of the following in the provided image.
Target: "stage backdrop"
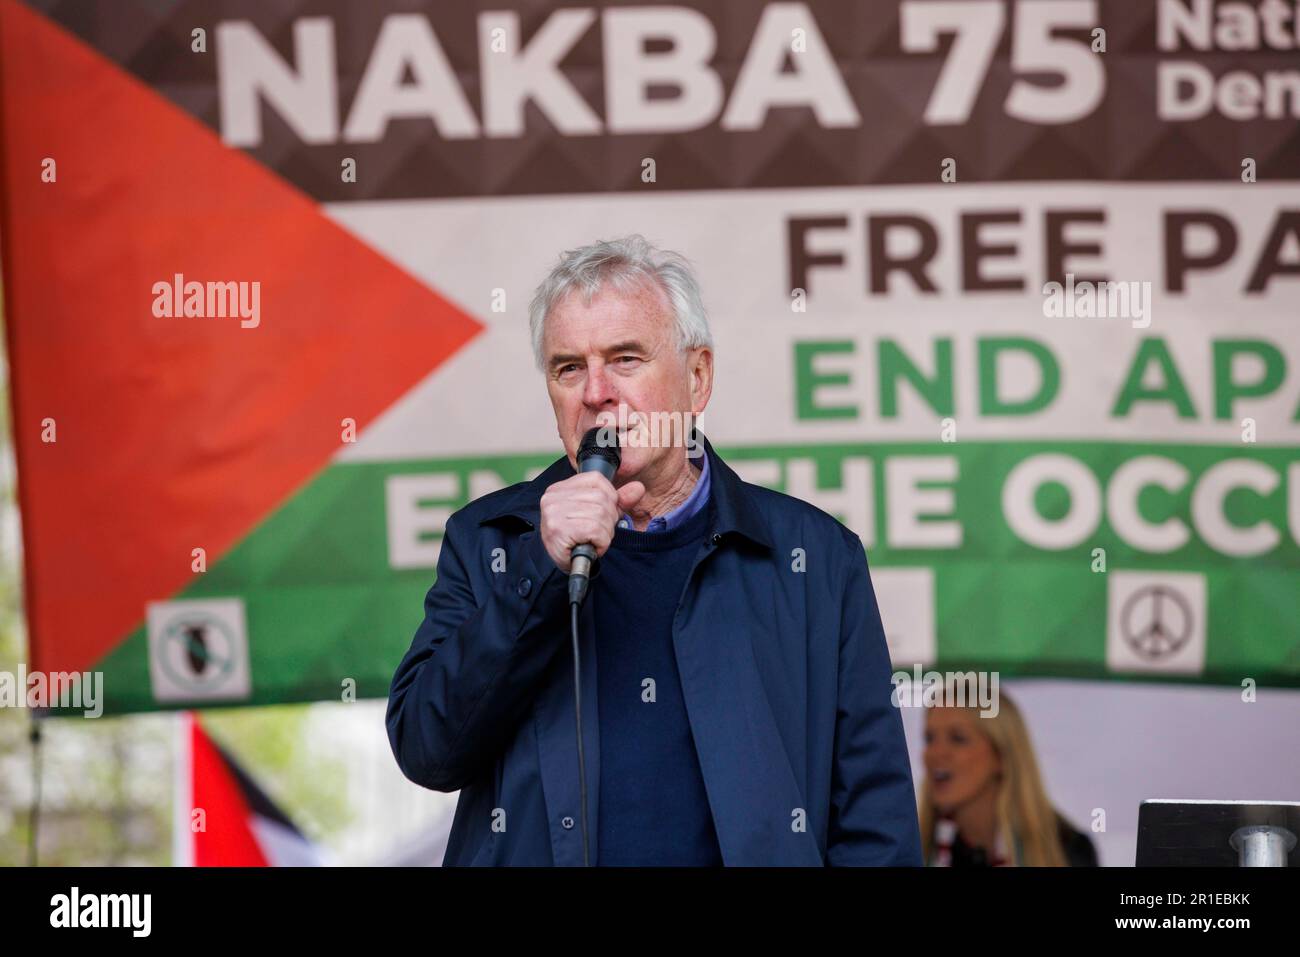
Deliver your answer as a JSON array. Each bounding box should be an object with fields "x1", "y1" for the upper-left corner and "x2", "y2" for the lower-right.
[{"x1": 2, "y1": 0, "x2": 1297, "y2": 715}]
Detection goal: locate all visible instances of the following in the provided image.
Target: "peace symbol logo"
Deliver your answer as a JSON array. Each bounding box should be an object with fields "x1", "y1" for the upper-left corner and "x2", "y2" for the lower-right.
[{"x1": 1120, "y1": 585, "x2": 1194, "y2": 661}]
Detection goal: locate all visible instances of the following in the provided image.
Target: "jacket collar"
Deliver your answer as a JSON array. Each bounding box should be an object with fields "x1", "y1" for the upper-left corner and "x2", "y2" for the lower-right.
[{"x1": 478, "y1": 429, "x2": 773, "y2": 551}]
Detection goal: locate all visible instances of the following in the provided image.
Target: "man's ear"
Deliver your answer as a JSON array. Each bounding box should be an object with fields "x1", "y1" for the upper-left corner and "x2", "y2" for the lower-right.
[{"x1": 689, "y1": 347, "x2": 713, "y2": 415}]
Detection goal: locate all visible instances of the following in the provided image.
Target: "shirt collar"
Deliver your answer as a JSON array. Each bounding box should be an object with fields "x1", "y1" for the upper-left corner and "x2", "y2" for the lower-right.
[{"x1": 617, "y1": 448, "x2": 710, "y2": 533}]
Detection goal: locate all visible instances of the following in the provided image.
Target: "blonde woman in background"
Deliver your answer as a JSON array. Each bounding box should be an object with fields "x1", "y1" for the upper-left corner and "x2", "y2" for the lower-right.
[{"x1": 919, "y1": 686, "x2": 1098, "y2": 867}]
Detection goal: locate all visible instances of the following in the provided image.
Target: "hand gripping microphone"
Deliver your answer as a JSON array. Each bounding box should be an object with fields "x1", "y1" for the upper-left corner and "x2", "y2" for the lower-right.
[{"x1": 568, "y1": 426, "x2": 621, "y2": 607}]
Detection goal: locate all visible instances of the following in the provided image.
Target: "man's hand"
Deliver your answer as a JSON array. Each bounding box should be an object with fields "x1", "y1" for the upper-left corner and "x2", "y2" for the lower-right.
[{"x1": 539, "y1": 473, "x2": 645, "y2": 573}]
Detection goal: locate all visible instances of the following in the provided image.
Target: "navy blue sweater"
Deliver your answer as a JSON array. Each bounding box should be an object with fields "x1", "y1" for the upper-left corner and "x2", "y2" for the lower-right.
[{"x1": 593, "y1": 501, "x2": 722, "y2": 866}]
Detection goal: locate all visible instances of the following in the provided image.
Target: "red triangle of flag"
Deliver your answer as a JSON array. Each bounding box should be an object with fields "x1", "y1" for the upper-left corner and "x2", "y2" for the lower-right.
[{"x1": 0, "y1": 2, "x2": 483, "y2": 675}]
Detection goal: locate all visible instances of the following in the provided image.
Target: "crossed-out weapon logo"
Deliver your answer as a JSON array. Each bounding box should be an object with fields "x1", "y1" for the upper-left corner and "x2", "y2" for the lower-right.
[{"x1": 146, "y1": 598, "x2": 251, "y2": 702}]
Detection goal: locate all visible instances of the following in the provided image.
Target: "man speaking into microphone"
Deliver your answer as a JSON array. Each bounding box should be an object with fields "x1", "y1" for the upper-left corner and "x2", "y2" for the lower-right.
[{"x1": 386, "y1": 234, "x2": 922, "y2": 866}]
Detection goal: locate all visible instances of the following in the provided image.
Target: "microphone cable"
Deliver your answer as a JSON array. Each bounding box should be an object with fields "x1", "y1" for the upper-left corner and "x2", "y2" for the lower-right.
[
  {"x1": 570, "y1": 600, "x2": 590, "y2": 867},
  {"x1": 564, "y1": 426, "x2": 619, "y2": 867}
]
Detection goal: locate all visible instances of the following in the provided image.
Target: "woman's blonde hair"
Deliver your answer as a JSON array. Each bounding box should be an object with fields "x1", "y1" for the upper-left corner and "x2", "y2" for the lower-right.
[{"x1": 918, "y1": 686, "x2": 1067, "y2": 866}]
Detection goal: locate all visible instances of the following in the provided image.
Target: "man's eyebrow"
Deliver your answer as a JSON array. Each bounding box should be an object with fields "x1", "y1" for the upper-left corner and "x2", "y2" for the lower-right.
[
  {"x1": 547, "y1": 353, "x2": 584, "y2": 371},
  {"x1": 606, "y1": 341, "x2": 648, "y2": 355}
]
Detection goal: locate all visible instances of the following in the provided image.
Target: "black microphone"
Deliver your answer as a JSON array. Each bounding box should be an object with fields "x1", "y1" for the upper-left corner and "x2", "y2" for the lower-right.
[{"x1": 568, "y1": 426, "x2": 621, "y2": 606}]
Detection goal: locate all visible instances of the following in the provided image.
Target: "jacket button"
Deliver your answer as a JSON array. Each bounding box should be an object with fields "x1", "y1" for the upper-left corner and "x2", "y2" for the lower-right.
[
  {"x1": 711, "y1": 532, "x2": 722, "y2": 545},
  {"x1": 516, "y1": 577, "x2": 532, "y2": 597},
  {"x1": 561, "y1": 816, "x2": 575, "y2": 830}
]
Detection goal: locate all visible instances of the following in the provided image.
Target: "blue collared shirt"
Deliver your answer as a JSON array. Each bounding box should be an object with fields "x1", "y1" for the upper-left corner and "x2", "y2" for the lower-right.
[{"x1": 615, "y1": 451, "x2": 711, "y2": 533}]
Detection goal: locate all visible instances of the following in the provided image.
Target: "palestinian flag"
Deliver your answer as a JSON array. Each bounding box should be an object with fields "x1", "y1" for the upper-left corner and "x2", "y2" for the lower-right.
[{"x1": 173, "y1": 712, "x2": 326, "y2": 867}]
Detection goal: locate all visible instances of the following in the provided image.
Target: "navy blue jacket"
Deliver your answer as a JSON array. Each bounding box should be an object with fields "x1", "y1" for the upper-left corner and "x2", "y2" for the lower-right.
[{"x1": 386, "y1": 433, "x2": 923, "y2": 866}]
